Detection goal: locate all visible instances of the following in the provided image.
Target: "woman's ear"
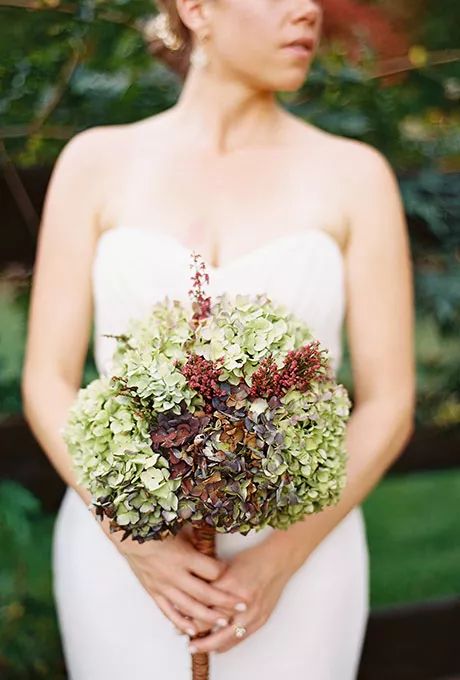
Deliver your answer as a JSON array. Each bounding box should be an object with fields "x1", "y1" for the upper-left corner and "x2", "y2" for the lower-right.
[{"x1": 177, "y1": 0, "x2": 211, "y2": 35}]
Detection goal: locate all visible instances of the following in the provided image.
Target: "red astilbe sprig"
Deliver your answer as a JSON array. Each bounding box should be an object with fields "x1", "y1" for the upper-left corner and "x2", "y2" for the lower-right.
[
  {"x1": 188, "y1": 252, "x2": 212, "y2": 328},
  {"x1": 278, "y1": 340, "x2": 330, "y2": 393},
  {"x1": 247, "y1": 356, "x2": 283, "y2": 400},
  {"x1": 249, "y1": 341, "x2": 331, "y2": 400},
  {"x1": 180, "y1": 354, "x2": 227, "y2": 412}
]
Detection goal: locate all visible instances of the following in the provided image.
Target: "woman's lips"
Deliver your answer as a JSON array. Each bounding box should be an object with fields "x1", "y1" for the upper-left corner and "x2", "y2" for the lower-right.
[
  {"x1": 282, "y1": 43, "x2": 313, "y2": 59},
  {"x1": 281, "y1": 37, "x2": 315, "y2": 59}
]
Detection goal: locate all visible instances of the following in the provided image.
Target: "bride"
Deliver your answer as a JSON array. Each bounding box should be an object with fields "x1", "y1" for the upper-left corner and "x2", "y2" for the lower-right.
[{"x1": 21, "y1": 0, "x2": 415, "y2": 677}]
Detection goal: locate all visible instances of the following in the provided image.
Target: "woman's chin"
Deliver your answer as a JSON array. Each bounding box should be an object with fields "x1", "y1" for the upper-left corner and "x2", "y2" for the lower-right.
[{"x1": 274, "y1": 73, "x2": 309, "y2": 93}]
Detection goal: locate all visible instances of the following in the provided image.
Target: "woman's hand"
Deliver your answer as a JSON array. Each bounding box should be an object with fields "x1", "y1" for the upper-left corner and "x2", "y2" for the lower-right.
[
  {"x1": 115, "y1": 528, "x2": 249, "y2": 638},
  {"x1": 187, "y1": 540, "x2": 294, "y2": 654}
]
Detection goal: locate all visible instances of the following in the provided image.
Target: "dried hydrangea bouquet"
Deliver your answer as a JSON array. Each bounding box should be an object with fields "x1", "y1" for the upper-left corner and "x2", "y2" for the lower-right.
[{"x1": 63, "y1": 253, "x2": 351, "y2": 680}]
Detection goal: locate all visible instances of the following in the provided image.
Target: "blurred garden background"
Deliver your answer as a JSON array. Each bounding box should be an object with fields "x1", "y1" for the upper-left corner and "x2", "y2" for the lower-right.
[{"x1": 0, "y1": 0, "x2": 459, "y2": 677}]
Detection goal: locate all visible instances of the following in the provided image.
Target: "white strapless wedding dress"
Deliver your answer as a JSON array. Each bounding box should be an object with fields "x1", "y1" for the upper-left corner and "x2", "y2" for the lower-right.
[{"x1": 52, "y1": 225, "x2": 370, "y2": 680}]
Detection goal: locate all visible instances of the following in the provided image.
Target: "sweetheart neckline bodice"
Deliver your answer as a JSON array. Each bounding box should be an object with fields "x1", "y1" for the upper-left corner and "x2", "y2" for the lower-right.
[
  {"x1": 91, "y1": 222, "x2": 347, "y2": 378},
  {"x1": 93, "y1": 224, "x2": 345, "y2": 275}
]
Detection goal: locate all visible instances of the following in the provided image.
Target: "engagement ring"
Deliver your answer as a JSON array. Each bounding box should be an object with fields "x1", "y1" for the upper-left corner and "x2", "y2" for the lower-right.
[{"x1": 233, "y1": 625, "x2": 247, "y2": 639}]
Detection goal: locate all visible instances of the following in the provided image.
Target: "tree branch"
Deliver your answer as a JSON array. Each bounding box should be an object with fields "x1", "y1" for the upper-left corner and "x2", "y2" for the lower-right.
[
  {"x1": 30, "y1": 47, "x2": 83, "y2": 134},
  {"x1": 0, "y1": 139, "x2": 39, "y2": 241},
  {"x1": 372, "y1": 49, "x2": 460, "y2": 79},
  {"x1": 0, "y1": 0, "x2": 133, "y2": 27},
  {"x1": 0, "y1": 125, "x2": 75, "y2": 139}
]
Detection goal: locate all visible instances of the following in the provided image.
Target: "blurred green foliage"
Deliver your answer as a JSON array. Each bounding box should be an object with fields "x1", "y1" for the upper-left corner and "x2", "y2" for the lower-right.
[
  {"x1": 0, "y1": 481, "x2": 65, "y2": 678},
  {"x1": 0, "y1": 284, "x2": 27, "y2": 417}
]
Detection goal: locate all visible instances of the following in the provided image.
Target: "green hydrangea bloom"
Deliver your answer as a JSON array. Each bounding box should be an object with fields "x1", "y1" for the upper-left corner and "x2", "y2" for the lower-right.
[
  {"x1": 62, "y1": 375, "x2": 181, "y2": 537},
  {"x1": 194, "y1": 293, "x2": 315, "y2": 385}
]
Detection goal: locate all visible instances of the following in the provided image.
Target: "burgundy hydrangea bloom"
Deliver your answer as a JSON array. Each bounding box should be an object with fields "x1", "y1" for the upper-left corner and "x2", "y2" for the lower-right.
[{"x1": 150, "y1": 409, "x2": 209, "y2": 450}]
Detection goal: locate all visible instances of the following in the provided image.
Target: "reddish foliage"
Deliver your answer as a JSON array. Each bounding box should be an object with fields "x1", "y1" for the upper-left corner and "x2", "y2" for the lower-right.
[{"x1": 321, "y1": 0, "x2": 409, "y2": 60}]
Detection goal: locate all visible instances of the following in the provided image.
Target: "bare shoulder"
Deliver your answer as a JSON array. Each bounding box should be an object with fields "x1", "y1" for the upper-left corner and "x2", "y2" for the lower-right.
[
  {"x1": 39, "y1": 123, "x2": 132, "y2": 247},
  {"x1": 54, "y1": 122, "x2": 132, "y2": 175},
  {"x1": 304, "y1": 123, "x2": 397, "y2": 185},
  {"x1": 47, "y1": 125, "x2": 117, "y2": 210},
  {"x1": 42, "y1": 126, "x2": 114, "y2": 238},
  {"x1": 285, "y1": 116, "x2": 403, "y2": 251},
  {"x1": 305, "y1": 125, "x2": 404, "y2": 242},
  {"x1": 55, "y1": 113, "x2": 167, "y2": 176},
  {"x1": 336, "y1": 134, "x2": 398, "y2": 193},
  {"x1": 46, "y1": 116, "x2": 166, "y2": 232},
  {"x1": 328, "y1": 130, "x2": 398, "y2": 193},
  {"x1": 319, "y1": 134, "x2": 408, "y2": 264}
]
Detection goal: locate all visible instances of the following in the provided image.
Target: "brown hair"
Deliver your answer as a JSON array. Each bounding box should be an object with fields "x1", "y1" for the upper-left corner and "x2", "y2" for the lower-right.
[
  {"x1": 146, "y1": 1, "x2": 194, "y2": 78},
  {"x1": 156, "y1": 0, "x2": 192, "y2": 52}
]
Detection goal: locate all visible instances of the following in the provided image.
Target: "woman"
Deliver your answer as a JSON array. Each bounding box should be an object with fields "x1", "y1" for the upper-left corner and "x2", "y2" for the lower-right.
[{"x1": 21, "y1": 0, "x2": 415, "y2": 678}]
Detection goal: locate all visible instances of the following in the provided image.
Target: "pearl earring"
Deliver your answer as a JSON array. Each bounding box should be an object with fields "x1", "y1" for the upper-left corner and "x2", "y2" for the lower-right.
[{"x1": 190, "y1": 37, "x2": 209, "y2": 68}]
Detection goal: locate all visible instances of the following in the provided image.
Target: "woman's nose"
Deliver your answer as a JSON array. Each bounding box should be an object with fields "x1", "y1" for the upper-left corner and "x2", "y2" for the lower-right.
[{"x1": 291, "y1": 0, "x2": 322, "y2": 26}]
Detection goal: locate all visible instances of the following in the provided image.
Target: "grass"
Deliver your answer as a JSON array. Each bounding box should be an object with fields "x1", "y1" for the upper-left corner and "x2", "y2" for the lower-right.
[{"x1": 363, "y1": 467, "x2": 460, "y2": 608}]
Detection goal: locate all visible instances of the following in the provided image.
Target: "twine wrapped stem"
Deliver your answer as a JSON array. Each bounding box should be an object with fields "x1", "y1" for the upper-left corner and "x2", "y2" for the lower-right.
[{"x1": 190, "y1": 521, "x2": 216, "y2": 680}]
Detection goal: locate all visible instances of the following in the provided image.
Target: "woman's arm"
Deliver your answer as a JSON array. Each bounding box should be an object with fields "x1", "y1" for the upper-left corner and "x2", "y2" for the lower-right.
[
  {"x1": 22, "y1": 129, "x2": 104, "y2": 503},
  {"x1": 260, "y1": 142, "x2": 416, "y2": 574},
  {"x1": 20, "y1": 128, "x2": 128, "y2": 545}
]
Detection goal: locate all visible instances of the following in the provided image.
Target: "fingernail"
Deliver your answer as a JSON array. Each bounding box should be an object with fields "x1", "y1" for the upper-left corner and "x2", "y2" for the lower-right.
[
  {"x1": 216, "y1": 617, "x2": 228, "y2": 627},
  {"x1": 186, "y1": 627, "x2": 196, "y2": 637},
  {"x1": 189, "y1": 644, "x2": 198, "y2": 654},
  {"x1": 234, "y1": 602, "x2": 247, "y2": 612}
]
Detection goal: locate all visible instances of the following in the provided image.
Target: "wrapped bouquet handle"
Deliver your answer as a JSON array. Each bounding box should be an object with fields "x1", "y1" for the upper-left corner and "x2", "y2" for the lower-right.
[
  {"x1": 62, "y1": 251, "x2": 351, "y2": 679},
  {"x1": 190, "y1": 523, "x2": 216, "y2": 680}
]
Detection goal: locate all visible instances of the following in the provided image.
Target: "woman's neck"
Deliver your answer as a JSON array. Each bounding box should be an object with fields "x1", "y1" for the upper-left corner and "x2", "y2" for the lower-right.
[{"x1": 172, "y1": 64, "x2": 287, "y2": 155}]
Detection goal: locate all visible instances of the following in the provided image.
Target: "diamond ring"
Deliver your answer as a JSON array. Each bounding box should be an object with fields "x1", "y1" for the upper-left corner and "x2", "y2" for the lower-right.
[{"x1": 233, "y1": 624, "x2": 247, "y2": 639}]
